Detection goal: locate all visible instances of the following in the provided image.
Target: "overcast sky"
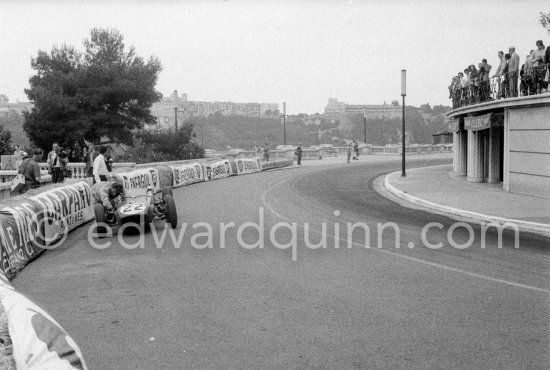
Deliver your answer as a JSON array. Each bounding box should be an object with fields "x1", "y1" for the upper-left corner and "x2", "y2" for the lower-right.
[{"x1": 1, "y1": 0, "x2": 548, "y2": 114}]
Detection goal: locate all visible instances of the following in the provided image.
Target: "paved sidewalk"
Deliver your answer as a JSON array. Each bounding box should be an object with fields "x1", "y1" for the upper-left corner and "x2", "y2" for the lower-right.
[{"x1": 384, "y1": 164, "x2": 550, "y2": 237}]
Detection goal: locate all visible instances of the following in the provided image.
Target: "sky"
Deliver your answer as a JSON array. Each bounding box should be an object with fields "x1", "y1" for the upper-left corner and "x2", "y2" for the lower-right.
[{"x1": 1, "y1": 0, "x2": 549, "y2": 114}]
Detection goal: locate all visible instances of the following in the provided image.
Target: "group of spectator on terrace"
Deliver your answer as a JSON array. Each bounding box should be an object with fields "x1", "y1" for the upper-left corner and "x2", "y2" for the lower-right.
[{"x1": 449, "y1": 40, "x2": 550, "y2": 108}]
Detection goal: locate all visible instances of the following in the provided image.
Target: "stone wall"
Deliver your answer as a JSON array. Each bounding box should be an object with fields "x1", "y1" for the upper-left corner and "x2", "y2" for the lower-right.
[{"x1": 507, "y1": 105, "x2": 550, "y2": 199}]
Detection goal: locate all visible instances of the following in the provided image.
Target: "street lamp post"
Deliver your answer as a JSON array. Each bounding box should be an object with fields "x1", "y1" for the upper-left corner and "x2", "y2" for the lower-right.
[
  {"x1": 283, "y1": 102, "x2": 286, "y2": 145},
  {"x1": 363, "y1": 107, "x2": 367, "y2": 144},
  {"x1": 401, "y1": 69, "x2": 406, "y2": 177}
]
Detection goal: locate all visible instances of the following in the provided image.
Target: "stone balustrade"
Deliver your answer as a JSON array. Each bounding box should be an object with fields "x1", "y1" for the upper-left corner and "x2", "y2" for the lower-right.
[{"x1": 219, "y1": 144, "x2": 452, "y2": 160}]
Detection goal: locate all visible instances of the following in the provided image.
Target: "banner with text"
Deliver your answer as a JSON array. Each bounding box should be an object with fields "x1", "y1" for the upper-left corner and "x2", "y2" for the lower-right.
[
  {"x1": 170, "y1": 163, "x2": 205, "y2": 188},
  {"x1": 0, "y1": 181, "x2": 93, "y2": 279},
  {"x1": 114, "y1": 168, "x2": 161, "y2": 197},
  {"x1": 204, "y1": 160, "x2": 237, "y2": 181},
  {"x1": 235, "y1": 158, "x2": 261, "y2": 174}
]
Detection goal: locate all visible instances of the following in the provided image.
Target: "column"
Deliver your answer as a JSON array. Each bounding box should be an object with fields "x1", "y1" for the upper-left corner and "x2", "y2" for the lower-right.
[
  {"x1": 483, "y1": 130, "x2": 490, "y2": 182},
  {"x1": 467, "y1": 130, "x2": 484, "y2": 183},
  {"x1": 453, "y1": 130, "x2": 467, "y2": 176},
  {"x1": 487, "y1": 127, "x2": 502, "y2": 183}
]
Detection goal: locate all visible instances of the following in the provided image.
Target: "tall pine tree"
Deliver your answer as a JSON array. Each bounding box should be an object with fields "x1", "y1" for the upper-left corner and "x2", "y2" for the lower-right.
[{"x1": 24, "y1": 28, "x2": 162, "y2": 151}]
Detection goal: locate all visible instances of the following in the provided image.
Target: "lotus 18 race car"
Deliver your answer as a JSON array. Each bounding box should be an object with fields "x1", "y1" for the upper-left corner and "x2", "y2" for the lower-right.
[{"x1": 94, "y1": 185, "x2": 178, "y2": 235}]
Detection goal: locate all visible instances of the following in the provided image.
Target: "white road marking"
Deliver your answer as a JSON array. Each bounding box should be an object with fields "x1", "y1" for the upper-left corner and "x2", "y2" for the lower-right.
[{"x1": 260, "y1": 178, "x2": 550, "y2": 295}]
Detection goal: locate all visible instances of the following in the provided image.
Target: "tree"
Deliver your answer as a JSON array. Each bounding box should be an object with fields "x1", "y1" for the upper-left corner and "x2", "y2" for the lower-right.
[
  {"x1": 0, "y1": 127, "x2": 12, "y2": 155},
  {"x1": 540, "y1": 12, "x2": 550, "y2": 33},
  {"x1": 419, "y1": 103, "x2": 432, "y2": 113},
  {"x1": 0, "y1": 111, "x2": 30, "y2": 148},
  {"x1": 137, "y1": 122, "x2": 204, "y2": 159},
  {"x1": 24, "y1": 28, "x2": 162, "y2": 151}
]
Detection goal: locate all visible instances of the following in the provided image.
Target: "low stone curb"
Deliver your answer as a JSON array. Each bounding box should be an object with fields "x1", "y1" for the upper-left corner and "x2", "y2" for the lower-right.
[{"x1": 383, "y1": 169, "x2": 550, "y2": 238}]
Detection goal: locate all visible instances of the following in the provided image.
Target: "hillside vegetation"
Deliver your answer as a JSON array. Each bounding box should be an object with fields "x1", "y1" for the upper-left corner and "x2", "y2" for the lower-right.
[{"x1": 184, "y1": 104, "x2": 451, "y2": 150}]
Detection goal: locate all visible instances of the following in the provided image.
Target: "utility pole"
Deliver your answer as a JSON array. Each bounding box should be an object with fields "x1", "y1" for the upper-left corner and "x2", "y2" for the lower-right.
[
  {"x1": 283, "y1": 102, "x2": 286, "y2": 145},
  {"x1": 174, "y1": 107, "x2": 178, "y2": 131},
  {"x1": 363, "y1": 107, "x2": 367, "y2": 143},
  {"x1": 401, "y1": 69, "x2": 407, "y2": 177}
]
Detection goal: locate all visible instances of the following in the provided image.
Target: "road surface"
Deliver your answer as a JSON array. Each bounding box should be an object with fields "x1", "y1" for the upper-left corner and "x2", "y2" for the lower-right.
[{"x1": 12, "y1": 156, "x2": 550, "y2": 369}]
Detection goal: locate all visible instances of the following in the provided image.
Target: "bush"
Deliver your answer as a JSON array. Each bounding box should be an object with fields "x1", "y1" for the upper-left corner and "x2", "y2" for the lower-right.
[
  {"x1": 117, "y1": 138, "x2": 173, "y2": 164},
  {"x1": 178, "y1": 142, "x2": 204, "y2": 159}
]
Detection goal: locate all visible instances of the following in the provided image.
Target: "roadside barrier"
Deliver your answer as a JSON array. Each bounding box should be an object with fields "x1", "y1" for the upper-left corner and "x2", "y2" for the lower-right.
[
  {"x1": 170, "y1": 162, "x2": 206, "y2": 188},
  {"x1": 112, "y1": 168, "x2": 162, "y2": 197},
  {"x1": 260, "y1": 158, "x2": 293, "y2": 170},
  {"x1": 0, "y1": 181, "x2": 93, "y2": 279}
]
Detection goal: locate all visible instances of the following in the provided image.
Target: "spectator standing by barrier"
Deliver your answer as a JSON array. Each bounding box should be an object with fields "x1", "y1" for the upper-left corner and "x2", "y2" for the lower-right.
[
  {"x1": 353, "y1": 140, "x2": 359, "y2": 160},
  {"x1": 501, "y1": 53, "x2": 511, "y2": 98},
  {"x1": 263, "y1": 143, "x2": 269, "y2": 162},
  {"x1": 17, "y1": 149, "x2": 42, "y2": 193},
  {"x1": 85, "y1": 143, "x2": 98, "y2": 178},
  {"x1": 295, "y1": 144, "x2": 302, "y2": 165},
  {"x1": 12, "y1": 144, "x2": 25, "y2": 169},
  {"x1": 93, "y1": 146, "x2": 110, "y2": 184},
  {"x1": 493, "y1": 51, "x2": 505, "y2": 98},
  {"x1": 346, "y1": 143, "x2": 352, "y2": 163},
  {"x1": 509, "y1": 46, "x2": 520, "y2": 97},
  {"x1": 104, "y1": 147, "x2": 114, "y2": 173},
  {"x1": 255, "y1": 145, "x2": 262, "y2": 158},
  {"x1": 69, "y1": 141, "x2": 82, "y2": 163},
  {"x1": 479, "y1": 59, "x2": 491, "y2": 101},
  {"x1": 47, "y1": 142, "x2": 68, "y2": 183},
  {"x1": 532, "y1": 40, "x2": 547, "y2": 93},
  {"x1": 545, "y1": 42, "x2": 550, "y2": 83}
]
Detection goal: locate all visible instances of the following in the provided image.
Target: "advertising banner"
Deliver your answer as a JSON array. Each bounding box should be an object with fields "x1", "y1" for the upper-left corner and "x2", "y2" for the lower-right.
[
  {"x1": 0, "y1": 182, "x2": 93, "y2": 279},
  {"x1": 207, "y1": 160, "x2": 236, "y2": 180},
  {"x1": 170, "y1": 163, "x2": 205, "y2": 187},
  {"x1": 235, "y1": 158, "x2": 261, "y2": 175},
  {"x1": 114, "y1": 168, "x2": 161, "y2": 196},
  {"x1": 464, "y1": 113, "x2": 503, "y2": 131}
]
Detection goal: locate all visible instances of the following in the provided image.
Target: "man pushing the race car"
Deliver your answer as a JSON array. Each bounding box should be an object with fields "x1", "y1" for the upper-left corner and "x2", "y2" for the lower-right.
[
  {"x1": 91, "y1": 177, "x2": 178, "y2": 236},
  {"x1": 92, "y1": 181, "x2": 125, "y2": 223}
]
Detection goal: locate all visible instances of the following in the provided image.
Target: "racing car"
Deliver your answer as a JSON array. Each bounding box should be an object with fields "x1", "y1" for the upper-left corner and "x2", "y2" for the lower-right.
[{"x1": 94, "y1": 185, "x2": 178, "y2": 235}]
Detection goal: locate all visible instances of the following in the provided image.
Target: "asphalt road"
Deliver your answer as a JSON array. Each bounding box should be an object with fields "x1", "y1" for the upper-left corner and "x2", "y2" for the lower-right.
[{"x1": 12, "y1": 156, "x2": 550, "y2": 369}]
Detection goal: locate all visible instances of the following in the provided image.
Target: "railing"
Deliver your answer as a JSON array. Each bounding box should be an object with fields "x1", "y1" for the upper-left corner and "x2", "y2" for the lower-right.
[
  {"x1": 449, "y1": 64, "x2": 549, "y2": 109},
  {"x1": 222, "y1": 144, "x2": 453, "y2": 160}
]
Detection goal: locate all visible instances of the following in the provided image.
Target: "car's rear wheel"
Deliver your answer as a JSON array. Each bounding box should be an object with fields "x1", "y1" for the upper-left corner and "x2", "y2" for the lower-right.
[
  {"x1": 164, "y1": 194, "x2": 178, "y2": 228},
  {"x1": 146, "y1": 205, "x2": 155, "y2": 224},
  {"x1": 93, "y1": 204, "x2": 107, "y2": 237}
]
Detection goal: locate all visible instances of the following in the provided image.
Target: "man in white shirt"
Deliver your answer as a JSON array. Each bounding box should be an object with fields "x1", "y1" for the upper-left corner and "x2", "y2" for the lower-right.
[
  {"x1": 493, "y1": 51, "x2": 506, "y2": 98},
  {"x1": 93, "y1": 146, "x2": 110, "y2": 184}
]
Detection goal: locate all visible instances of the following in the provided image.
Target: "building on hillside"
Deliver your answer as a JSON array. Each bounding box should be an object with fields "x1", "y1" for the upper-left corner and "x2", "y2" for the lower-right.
[
  {"x1": 0, "y1": 95, "x2": 33, "y2": 117},
  {"x1": 324, "y1": 98, "x2": 401, "y2": 119},
  {"x1": 148, "y1": 91, "x2": 280, "y2": 130},
  {"x1": 149, "y1": 90, "x2": 188, "y2": 130}
]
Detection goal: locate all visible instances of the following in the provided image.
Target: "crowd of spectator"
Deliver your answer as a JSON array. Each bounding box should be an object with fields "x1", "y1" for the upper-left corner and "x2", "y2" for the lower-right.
[
  {"x1": 12, "y1": 140, "x2": 115, "y2": 193},
  {"x1": 449, "y1": 41, "x2": 550, "y2": 108}
]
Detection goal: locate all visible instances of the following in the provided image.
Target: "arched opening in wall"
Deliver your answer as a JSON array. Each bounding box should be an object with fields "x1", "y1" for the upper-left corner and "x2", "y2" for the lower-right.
[{"x1": 465, "y1": 112, "x2": 503, "y2": 184}]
